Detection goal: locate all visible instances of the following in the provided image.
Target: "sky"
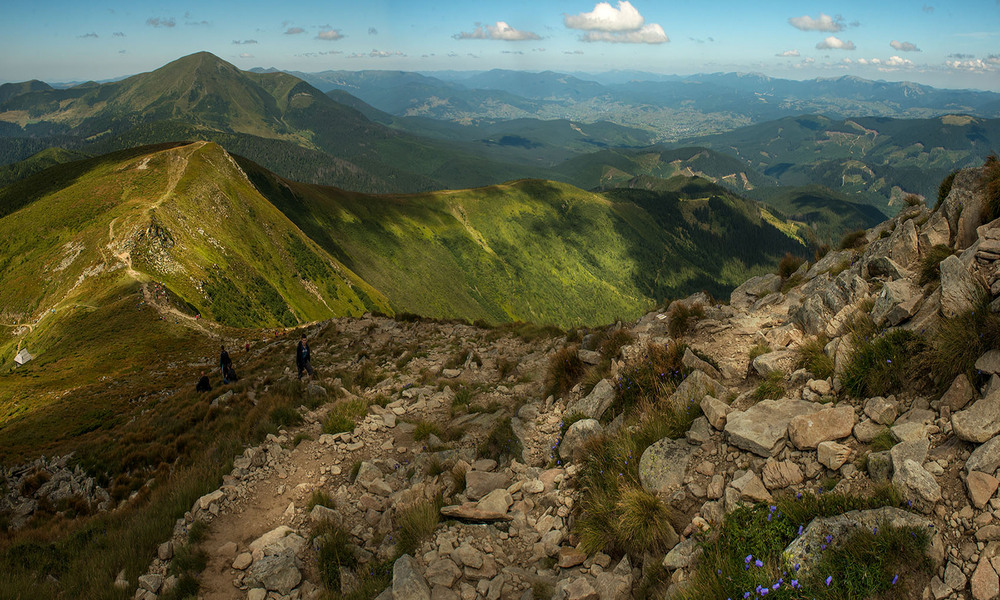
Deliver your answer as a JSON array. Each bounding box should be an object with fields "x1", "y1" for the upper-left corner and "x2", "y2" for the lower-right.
[{"x1": 1, "y1": 0, "x2": 999, "y2": 91}]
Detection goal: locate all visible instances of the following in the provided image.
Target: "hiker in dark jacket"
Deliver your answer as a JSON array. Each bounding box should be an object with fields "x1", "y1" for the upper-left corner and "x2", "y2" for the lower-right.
[
  {"x1": 296, "y1": 334, "x2": 314, "y2": 379},
  {"x1": 220, "y1": 346, "x2": 233, "y2": 384},
  {"x1": 196, "y1": 371, "x2": 211, "y2": 392}
]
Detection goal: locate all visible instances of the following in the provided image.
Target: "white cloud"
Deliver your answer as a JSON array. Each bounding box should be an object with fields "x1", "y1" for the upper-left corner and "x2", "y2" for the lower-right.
[
  {"x1": 884, "y1": 55, "x2": 913, "y2": 67},
  {"x1": 317, "y1": 29, "x2": 344, "y2": 40},
  {"x1": 776, "y1": 49, "x2": 800, "y2": 57},
  {"x1": 239, "y1": 53, "x2": 253, "y2": 58},
  {"x1": 146, "y1": 17, "x2": 176, "y2": 28},
  {"x1": 565, "y1": 1, "x2": 645, "y2": 31},
  {"x1": 816, "y1": 36, "x2": 855, "y2": 50},
  {"x1": 890, "y1": 40, "x2": 920, "y2": 52},
  {"x1": 947, "y1": 58, "x2": 996, "y2": 71},
  {"x1": 987, "y1": 54, "x2": 1000, "y2": 65},
  {"x1": 788, "y1": 13, "x2": 844, "y2": 32},
  {"x1": 582, "y1": 23, "x2": 667, "y2": 43},
  {"x1": 284, "y1": 27, "x2": 305, "y2": 35},
  {"x1": 454, "y1": 21, "x2": 541, "y2": 41}
]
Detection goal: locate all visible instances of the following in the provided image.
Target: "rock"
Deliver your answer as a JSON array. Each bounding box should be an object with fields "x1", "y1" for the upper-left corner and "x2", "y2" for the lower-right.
[
  {"x1": 752, "y1": 350, "x2": 793, "y2": 377},
  {"x1": 476, "y1": 489, "x2": 513, "y2": 515},
  {"x1": 682, "y1": 348, "x2": 722, "y2": 380},
  {"x1": 731, "y1": 471, "x2": 772, "y2": 503},
  {"x1": 310, "y1": 504, "x2": 344, "y2": 525},
  {"x1": 853, "y1": 419, "x2": 885, "y2": 443},
  {"x1": 700, "y1": 395, "x2": 731, "y2": 430},
  {"x1": 157, "y1": 541, "x2": 173, "y2": 561},
  {"x1": 137, "y1": 574, "x2": 162, "y2": 593},
  {"x1": 247, "y1": 589, "x2": 267, "y2": 600},
  {"x1": 233, "y1": 552, "x2": 253, "y2": 570},
  {"x1": 638, "y1": 437, "x2": 697, "y2": 496},
  {"x1": 685, "y1": 416, "x2": 712, "y2": 445},
  {"x1": 940, "y1": 255, "x2": 980, "y2": 318},
  {"x1": 972, "y1": 557, "x2": 999, "y2": 600},
  {"x1": 930, "y1": 575, "x2": 950, "y2": 600},
  {"x1": 245, "y1": 548, "x2": 301, "y2": 595},
  {"x1": 954, "y1": 390, "x2": 1000, "y2": 443},
  {"x1": 787, "y1": 405, "x2": 856, "y2": 449},
  {"x1": 888, "y1": 217, "x2": 920, "y2": 267},
  {"x1": 464, "y1": 471, "x2": 512, "y2": 501},
  {"x1": 945, "y1": 561, "x2": 968, "y2": 591},
  {"x1": 393, "y1": 554, "x2": 431, "y2": 600},
  {"x1": 578, "y1": 349, "x2": 602, "y2": 365},
  {"x1": 893, "y1": 459, "x2": 941, "y2": 505},
  {"x1": 453, "y1": 544, "x2": 484, "y2": 569},
  {"x1": 565, "y1": 379, "x2": 616, "y2": 420},
  {"x1": 425, "y1": 557, "x2": 462, "y2": 588},
  {"x1": 817, "y1": 441, "x2": 852, "y2": 470},
  {"x1": 196, "y1": 489, "x2": 225, "y2": 511},
  {"x1": 557, "y1": 546, "x2": 588, "y2": 568},
  {"x1": 864, "y1": 397, "x2": 899, "y2": 425},
  {"x1": 724, "y1": 399, "x2": 821, "y2": 457},
  {"x1": 564, "y1": 577, "x2": 599, "y2": 600},
  {"x1": 919, "y1": 211, "x2": 951, "y2": 251},
  {"x1": 356, "y1": 462, "x2": 382, "y2": 486},
  {"x1": 662, "y1": 538, "x2": 701, "y2": 570},
  {"x1": 978, "y1": 351, "x2": 1000, "y2": 375},
  {"x1": 594, "y1": 557, "x2": 632, "y2": 600},
  {"x1": 968, "y1": 436, "x2": 1000, "y2": 475},
  {"x1": 439, "y1": 503, "x2": 511, "y2": 523},
  {"x1": 871, "y1": 279, "x2": 922, "y2": 327},
  {"x1": 761, "y1": 460, "x2": 804, "y2": 490},
  {"x1": 866, "y1": 256, "x2": 910, "y2": 280},
  {"x1": 867, "y1": 451, "x2": 893, "y2": 483},
  {"x1": 968, "y1": 471, "x2": 999, "y2": 509},
  {"x1": 666, "y1": 370, "x2": 728, "y2": 412},
  {"x1": 942, "y1": 374, "x2": 975, "y2": 412},
  {"x1": 891, "y1": 422, "x2": 927, "y2": 443},
  {"x1": 730, "y1": 273, "x2": 782, "y2": 309},
  {"x1": 249, "y1": 526, "x2": 298, "y2": 553},
  {"x1": 890, "y1": 438, "x2": 930, "y2": 471}
]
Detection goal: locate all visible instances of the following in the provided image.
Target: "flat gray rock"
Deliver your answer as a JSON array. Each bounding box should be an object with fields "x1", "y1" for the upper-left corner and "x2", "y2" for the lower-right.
[
  {"x1": 639, "y1": 437, "x2": 696, "y2": 496},
  {"x1": 953, "y1": 390, "x2": 1000, "y2": 443},
  {"x1": 393, "y1": 554, "x2": 431, "y2": 600},
  {"x1": 968, "y1": 435, "x2": 1000, "y2": 475},
  {"x1": 725, "y1": 399, "x2": 822, "y2": 457},
  {"x1": 565, "y1": 379, "x2": 615, "y2": 420}
]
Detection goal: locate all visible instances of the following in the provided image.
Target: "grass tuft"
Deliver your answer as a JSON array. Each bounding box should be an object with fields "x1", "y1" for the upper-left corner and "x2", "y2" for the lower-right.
[
  {"x1": 752, "y1": 371, "x2": 786, "y2": 402},
  {"x1": 395, "y1": 496, "x2": 443, "y2": 556},
  {"x1": 795, "y1": 336, "x2": 834, "y2": 380},
  {"x1": 323, "y1": 397, "x2": 369, "y2": 434},
  {"x1": 777, "y1": 252, "x2": 806, "y2": 279},
  {"x1": 843, "y1": 330, "x2": 924, "y2": 398},
  {"x1": 936, "y1": 170, "x2": 958, "y2": 210},
  {"x1": 544, "y1": 344, "x2": 586, "y2": 398},
  {"x1": 668, "y1": 302, "x2": 705, "y2": 338},
  {"x1": 917, "y1": 245, "x2": 955, "y2": 286},
  {"x1": 608, "y1": 341, "x2": 688, "y2": 422},
  {"x1": 921, "y1": 291, "x2": 1000, "y2": 388},
  {"x1": 838, "y1": 229, "x2": 867, "y2": 250},
  {"x1": 478, "y1": 419, "x2": 522, "y2": 463}
]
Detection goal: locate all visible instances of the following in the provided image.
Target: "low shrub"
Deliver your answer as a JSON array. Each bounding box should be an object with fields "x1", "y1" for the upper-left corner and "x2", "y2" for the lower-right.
[
  {"x1": 323, "y1": 397, "x2": 369, "y2": 434},
  {"x1": 777, "y1": 252, "x2": 806, "y2": 279},
  {"x1": 838, "y1": 229, "x2": 867, "y2": 250},
  {"x1": 795, "y1": 336, "x2": 834, "y2": 379},
  {"x1": 748, "y1": 342, "x2": 772, "y2": 363},
  {"x1": 903, "y1": 194, "x2": 924, "y2": 207},
  {"x1": 269, "y1": 405, "x2": 303, "y2": 429},
  {"x1": 413, "y1": 422, "x2": 442, "y2": 441},
  {"x1": 870, "y1": 428, "x2": 896, "y2": 453},
  {"x1": 668, "y1": 302, "x2": 705, "y2": 338},
  {"x1": 917, "y1": 245, "x2": 955, "y2": 286},
  {"x1": 843, "y1": 330, "x2": 925, "y2": 397},
  {"x1": 545, "y1": 344, "x2": 585, "y2": 397},
  {"x1": 921, "y1": 291, "x2": 1000, "y2": 387},
  {"x1": 752, "y1": 371, "x2": 786, "y2": 402}
]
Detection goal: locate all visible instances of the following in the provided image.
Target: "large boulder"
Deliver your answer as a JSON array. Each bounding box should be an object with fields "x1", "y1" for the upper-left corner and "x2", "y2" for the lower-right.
[
  {"x1": 464, "y1": 471, "x2": 511, "y2": 500},
  {"x1": 953, "y1": 389, "x2": 1000, "y2": 443},
  {"x1": 751, "y1": 351, "x2": 793, "y2": 377},
  {"x1": 700, "y1": 395, "x2": 731, "y2": 430},
  {"x1": 565, "y1": 379, "x2": 616, "y2": 420},
  {"x1": 761, "y1": 460, "x2": 804, "y2": 490},
  {"x1": 725, "y1": 399, "x2": 822, "y2": 457},
  {"x1": 887, "y1": 217, "x2": 920, "y2": 268},
  {"x1": 968, "y1": 436, "x2": 1000, "y2": 475},
  {"x1": 977, "y1": 351, "x2": 1000, "y2": 376},
  {"x1": 392, "y1": 555, "x2": 431, "y2": 600},
  {"x1": 244, "y1": 548, "x2": 301, "y2": 595},
  {"x1": 787, "y1": 405, "x2": 856, "y2": 450},
  {"x1": 940, "y1": 255, "x2": 981, "y2": 318},
  {"x1": 558, "y1": 419, "x2": 603, "y2": 464},
  {"x1": 666, "y1": 370, "x2": 728, "y2": 412},
  {"x1": 918, "y1": 211, "x2": 951, "y2": 252},
  {"x1": 682, "y1": 348, "x2": 722, "y2": 380},
  {"x1": 870, "y1": 279, "x2": 922, "y2": 327},
  {"x1": 730, "y1": 273, "x2": 782, "y2": 309},
  {"x1": 639, "y1": 437, "x2": 697, "y2": 497},
  {"x1": 893, "y1": 459, "x2": 941, "y2": 505}
]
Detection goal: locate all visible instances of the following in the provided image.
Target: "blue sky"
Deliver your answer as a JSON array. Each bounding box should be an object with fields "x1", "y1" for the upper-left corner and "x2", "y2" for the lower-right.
[{"x1": 2, "y1": 0, "x2": 998, "y2": 90}]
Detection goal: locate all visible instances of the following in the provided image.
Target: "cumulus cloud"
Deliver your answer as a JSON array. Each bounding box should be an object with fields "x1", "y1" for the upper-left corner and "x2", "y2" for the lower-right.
[
  {"x1": 564, "y1": 1, "x2": 667, "y2": 43},
  {"x1": 368, "y1": 27, "x2": 378, "y2": 35},
  {"x1": 78, "y1": 32, "x2": 99, "y2": 38},
  {"x1": 987, "y1": 54, "x2": 1000, "y2": 65},
  {"x1": 565, "y1": 1, "x2": 645, "y2": 31},
  {"x1": 147, "y1": 17, "x2": 176, "y2": 28},
  {"x1": 454, "y1": 21, "x2": 541, "y2": 41},
  {"x1": 317, "y1": 29, "x2": 344, "y2": 40},
  {"x1": 890, "y1": 40, "x2": 920, "y2": 52},
  {"x1": 582, "y1": 24, "x2": 667, "y2": 43},
  {"x1": 816, "y1": 36, "x2": 855, "y2": 50},
  {"x1": 947, "y1": 58, "x2": 996, "y2": 71},
  {"x1": 284, "y1": 27, "x2": 305, "y2": 35},
  {"x1": 113, "y1": 32, "x2": 126, "y2": 37},
  {"x1": 232, "y1": 39, "x2": 257, "y2": 44},
  {"x1": 776, "y1": 49, "x2": 800, "y2": 57},
  {"x1": 788, "y1": 13, "x2": 844, "y2": 32},
  {"x1": 884, "y1": 55, "x2": 913, "y2": 67}
]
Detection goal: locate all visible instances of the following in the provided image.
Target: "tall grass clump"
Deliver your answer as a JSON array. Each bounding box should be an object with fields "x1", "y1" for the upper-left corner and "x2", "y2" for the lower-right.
[
  {"x1": 838, "y1": 229, "x2": 867, "y2": 250},
  {"x1": 921, "y1": 291, "x2": 1000, "y2": 388},
  {"x1": 752, "y1": 371, "x2": 786, "y2": 402},
  {"x1": 777, "y1": 252, "x2": 806, "y2": 279},
  {"x1": 545, "y1": 344, "x2": 585, "y2": 397},
  {"x1": 668, "y1": 302, "x2": 705, "y2": 337},
  {"x1": 608, "y1": 341, "x2": 688, "y2": 422},
  {"x1": 983, "y1": 154, "x2": 1000, "y2": 222},
  {"x1": 795, "y1": 336, "x2": 834, "y2": 379},
  {"x1": 917, "y1": 245, "x2": 955, "y2": 286},
  {"x1": 323, "y1": 397, "x2": 369, "y2": 434},
  {"x1": 313, "y1": 519, "x2": 359, "y2": 592},
  {"x1": 478, "y1": 419, "x2": 522, "y2": 463},
  {"x1": 394, "y1": 497, "x2": 443, "y2": 556},
  {"x1": 936, "y1": 170, "x2": 958, "y2": 210},
  {"x1": 843, "y1": 329, "x2": 924, "y2": 398}
]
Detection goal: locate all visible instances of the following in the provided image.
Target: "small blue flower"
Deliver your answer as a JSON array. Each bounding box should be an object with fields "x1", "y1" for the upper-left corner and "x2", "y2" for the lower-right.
[
  {"x1": 826, "y1": 575, "x2": 833, "y2": 586},
  {"x1": 892, "y1": 574, "x2": 899, "y2": 585},
  {"x1": 755, "y1": 559, "x2": 763, "y2": 568}
]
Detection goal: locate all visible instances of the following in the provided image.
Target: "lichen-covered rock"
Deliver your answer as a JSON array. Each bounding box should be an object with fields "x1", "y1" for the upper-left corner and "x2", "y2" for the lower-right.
[
  {"x1": 639, "y1": 437, "x2": 696, "y2": 496},
  {"x1": 725, "y1": 399, "x2": 821, "y2": 457}
]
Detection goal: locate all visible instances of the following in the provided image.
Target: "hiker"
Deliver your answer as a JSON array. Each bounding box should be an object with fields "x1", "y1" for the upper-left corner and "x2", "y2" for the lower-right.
[
  {"x1": 220, "y1": 345, "x2": 233, "y2": 384},
  {"x1": 296, "y1": 334, "x2": 314, "y2": 379},
  {"x1": 196, "y1": 371, "x2": 211, "y2": 392},
  {"x1": 224, "y1": 362, "x2": 239, "y2": 383}
]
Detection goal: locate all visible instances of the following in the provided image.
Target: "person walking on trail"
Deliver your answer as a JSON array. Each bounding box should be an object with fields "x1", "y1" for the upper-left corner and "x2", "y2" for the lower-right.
[
  {"x1": 296, "y1": 334, "x2": 314, "y2": 379},
  {"x1": 220, "y1": 345, "x2": 233, "y2": 384}
]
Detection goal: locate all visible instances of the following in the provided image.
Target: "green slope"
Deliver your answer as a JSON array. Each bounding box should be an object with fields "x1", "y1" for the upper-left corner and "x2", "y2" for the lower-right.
[
  {"x1": 238, "y1": 156, "x2": 811, "y2": 327},
  {"x1": 0, "y1": 141, "x2": 389, "y2": 367}
]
